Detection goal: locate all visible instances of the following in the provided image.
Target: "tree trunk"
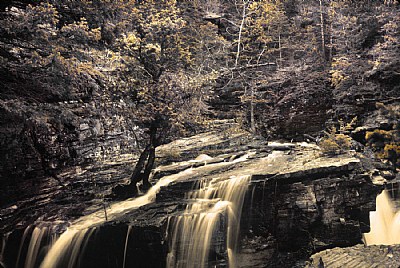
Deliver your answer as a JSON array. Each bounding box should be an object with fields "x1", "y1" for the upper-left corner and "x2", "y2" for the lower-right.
[
  {"x1": 130, "y1": 144, "x2": 151, "y2": 184},
  {"x1": 130, "y1": 124, "x2": 158, "y2": 190},
  {"x1": 250, "y1": 86, "x2": 256, "y2": 133},
  {"x1": 235, "y1": 0, "x2": 247, "y2": 68},
  {"x1": 141, "y1": 145, "x2": 155, "y2": 191},
  {"x1": 319, "y1": 0, "x2": 326, "y2": 60}
]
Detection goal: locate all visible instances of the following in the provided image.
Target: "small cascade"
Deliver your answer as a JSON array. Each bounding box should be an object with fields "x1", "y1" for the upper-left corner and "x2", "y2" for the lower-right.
[
  {"x1": 364, "y1": 190, "x2": 400, "y2": 245},
  {"x1": 39, "y1": 228, "x2": 96, "y2": 268},
  {"x1": 4, "y1": 224, "x2": 59, "y2": 268},
  {"x1": 1, "y1": 232, "x2": 10, "y2": 268},
  {"x1": 123, "y1": 226, "x2": 132, "y2": 268},
  {"x1": 16, "y1": 225, "x2": 33, "y2": 268},
  {"x1": 167, "y1": 175, "x2": 250, "y2": 268},
  {"x1": 37, "y1": 153, "x2": 250, "y2": 268},
  {"x1": 24, "y1": 227, "x2": 49, "y2": 268}
]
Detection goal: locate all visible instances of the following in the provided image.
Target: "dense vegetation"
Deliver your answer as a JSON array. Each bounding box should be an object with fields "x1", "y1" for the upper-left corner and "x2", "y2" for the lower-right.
[{"x1": 0, "y1": 0, "x2": 399, "y2": 192}]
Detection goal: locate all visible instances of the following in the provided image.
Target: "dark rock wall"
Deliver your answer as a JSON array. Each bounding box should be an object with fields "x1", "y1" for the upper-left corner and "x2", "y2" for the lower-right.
[
  {"x1": 80, "y1": 224, "x2": 166, "y2": 268},
  {"x1": 1, "y1": 152, "x2": 381, "y2": 268},
  {"x1": 241, "y1": 163, "x2": 381, "y2": 266},
  {"x1": 0, "y1": 92, "x2": 141, "y2": 232},
  {"x1": 209, "y1": 2, "x2": 399, "y2": 140},
  {"x1": 254, "y1": 69, "x2": 333, "y2": 139}
]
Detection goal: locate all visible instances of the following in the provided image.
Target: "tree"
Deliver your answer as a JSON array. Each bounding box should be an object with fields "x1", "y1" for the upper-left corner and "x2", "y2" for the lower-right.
[
  {"x1": 0, "y1": 0, "x2": 219, "y2": 197},
  {"x1": 111, "y1": 0, "x2": 219, "y2": 196},
  {"x1": 0, "y1": 2, "x2": 103, "y2": 101},
  {"x1": 222, "y1": 0, "x2": 288, "y2": 133}
]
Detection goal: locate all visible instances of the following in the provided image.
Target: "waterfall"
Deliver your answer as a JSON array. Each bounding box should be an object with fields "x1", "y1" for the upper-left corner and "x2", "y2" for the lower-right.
[
  {"x1": 167, "y1": 175, "x2": 250, "y2": 268},
  {"x1": 38, "y1": 169, "x2": 190, "y2": 268},
  {"x1": 16, "y1": 225, "x2": 33, "y2": 268},
  {"x1": 6, "y1": 224, "x2": 58, "y2": 268},
  {"x1": 38, "y1": 228, "x2": 96, "y2": 268},
  {"x1": 364, "y1": 190, "x2": 400, "y2": 245},
  {"x1": 34, "y1": 153, "x2": 251, "y2": 268},
  {"x1": 122, "y1": 226, "x2": 132, "y2": 268},
  {"x1": 1, "y1": 232, "x2": 10, "y2": 268},
  {"x1": 24, "y1": 227, "x2": 48, "y2": 268}
]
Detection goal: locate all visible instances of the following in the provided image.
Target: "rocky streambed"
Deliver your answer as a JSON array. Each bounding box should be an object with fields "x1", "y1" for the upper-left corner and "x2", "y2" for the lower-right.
[{"x1": 1, "y1": 123, "x2": 397, "y2": 267}]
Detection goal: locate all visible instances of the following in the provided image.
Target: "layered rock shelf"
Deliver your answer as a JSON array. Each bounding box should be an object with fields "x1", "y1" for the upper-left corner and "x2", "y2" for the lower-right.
[
  {"x1": 0, "y1": 125, "x2": 388, "y2": 267},
  {"x1": 307, "y1": 244, "x2": 400, "y2": 268}
]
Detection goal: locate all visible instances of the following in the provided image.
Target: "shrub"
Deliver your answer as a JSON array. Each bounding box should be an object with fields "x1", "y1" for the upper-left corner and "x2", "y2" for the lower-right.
[
  {"x1": 365, "y1": 103, "x2": 399, "y2": 171},
  {"x1": 320, "y1": 117, "x2": 357, "y2": 156},
  {"x1": 320, "y1": 131, "x2": 352, "y2": 156}
]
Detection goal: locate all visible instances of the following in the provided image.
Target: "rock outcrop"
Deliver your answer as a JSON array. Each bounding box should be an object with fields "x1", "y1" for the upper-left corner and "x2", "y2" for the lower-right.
[
  {"x1": 307, "y1": 244, "x2": 400, "y2": 268},
  {"x1": 0, "y1": 126, "x2": 387, "y2": 267},
  {"x1": 0, "y1": 94, "x2": 141, "y2": 234}
]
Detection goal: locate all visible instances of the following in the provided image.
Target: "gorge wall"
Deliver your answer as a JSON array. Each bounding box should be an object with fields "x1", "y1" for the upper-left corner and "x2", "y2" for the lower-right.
[
  {"x1": 1, "y1": 129, "x2": 386, "y2": 267},
  {"x1": 0, "y1": 92, "x2": 142, "y2": 234},
  {"x1": 0, "y1": 0, "x2": 399, "y2": 267}
]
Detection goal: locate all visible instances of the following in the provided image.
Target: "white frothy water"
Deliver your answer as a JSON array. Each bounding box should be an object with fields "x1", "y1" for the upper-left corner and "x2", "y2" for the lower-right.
[
  {"x1": 167, "y1": 175, "x2": 251, "y2": 268},
  {"x1": 16, "y1": 225, "x2": 33, "y2": 268},
  {"x1": 364, "y1": 190, "x2": 400, "y2": 245},
  {"x1": 24, "y1": 227, "x2": 48, "y2": 268},
  {"x1": 38, "y1": 153, "x2": 251, "y2": 268},
  {"x1": 122, "y1": 226, "x2": 132, "y2": 268}
]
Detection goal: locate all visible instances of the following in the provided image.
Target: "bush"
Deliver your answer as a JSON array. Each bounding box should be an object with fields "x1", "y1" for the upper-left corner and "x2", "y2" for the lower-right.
[
  {"x1": 319, "y1": 118, "x2": 356, "y2": 156},
  {"x1": 365, "y1": 103, "x2": 399, "y2": 171},
  {"x1": 320, "y1": 131, "x2": 352, "y2": 156}
]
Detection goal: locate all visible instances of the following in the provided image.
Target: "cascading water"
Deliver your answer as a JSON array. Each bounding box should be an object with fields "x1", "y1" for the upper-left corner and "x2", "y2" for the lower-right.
[
  {"x1": 364, "y1": 189, "x2": 400, "y2": 245},
  {"x1": 38, "y1": 168, "x2": 195, "y2": 268},
  {"x1": 5, "y1": 224, "x2": 59, "y2": 268},
  {"x1": 122, "y1": 226, "x2": 132, "y2": 268},
  {"x1": 16, "y1": 153, "x2": 251, "y2": 268},
  {"x1": 1, "y1": 232, "x2": 9, "y2": 268},
  {"x1": 167, "y1": 175, "x2": 251, "y2": 268},
  {"x1": 24, "y1": 227, "x2": 49, "y2": 268}
]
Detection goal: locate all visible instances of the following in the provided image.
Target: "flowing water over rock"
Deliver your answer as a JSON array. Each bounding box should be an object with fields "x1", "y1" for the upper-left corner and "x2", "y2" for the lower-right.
[
  {"x1": 1, "y1": 128, "x2": 389, "y2": 268},
  {"x1": 166, "y1": 175, "x2": 250, "y2": 268},
  {"x1": 31, "y1": 152, "x2": 252, "y2": 268},
  {"x1": 364, "y1": 190, "x2": 400, "y2": 245}
]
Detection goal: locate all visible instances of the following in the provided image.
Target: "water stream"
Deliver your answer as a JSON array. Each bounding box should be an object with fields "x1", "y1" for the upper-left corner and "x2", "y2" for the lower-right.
[
  {"x1": 364, "y1": 190, "x2": 400, "y2": 245},
  {"x1": 122, "y1": 226, "x2": 132, "y2": 268},
  {"x1": 166, "y1": 175, "x2": 250, "y2": 268},
  {"x1": 24, "y1": 227, "x2": 49, "y2": 268},
  {"x1": 26, "y1": 153, "x2": 252, "y2": 268}
]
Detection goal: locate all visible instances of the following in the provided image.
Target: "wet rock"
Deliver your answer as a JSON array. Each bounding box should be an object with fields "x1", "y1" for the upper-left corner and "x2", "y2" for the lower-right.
[
  {"x1": 0, "y1": 128, "x2": 386, "y2": 267},
  {"x1": 0, "y1": 84, "x2": 146, "y2": 234},
  {"x1": 307, "y1": 244, "x2": 400, "y2": 268}
]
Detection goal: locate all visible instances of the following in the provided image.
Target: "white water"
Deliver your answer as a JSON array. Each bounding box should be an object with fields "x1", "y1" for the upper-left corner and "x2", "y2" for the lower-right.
[
  {"x1": 0, "y1": 232, "x2": 10, "y2": 268},
  {"x1": 364, "y1": 190, "x2": 400, "y2": 245},
  {"x1": 37, "y1": 153, "x2": 251, "y2": 268},
  {"x1": 167, "y1": 175, "x2": 251, "y2": 268},
  {"x1": 122, "y1": 226, "x2": 132, "y2": 268},
  {"x1": 16, "y1": 225, "x2": 33, "y2": 268},
  {"x1": 24, "y1": 227, "x2": 48, "y2": 268}
]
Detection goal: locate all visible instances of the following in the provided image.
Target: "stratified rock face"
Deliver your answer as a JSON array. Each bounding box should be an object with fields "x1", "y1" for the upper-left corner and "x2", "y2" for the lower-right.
[
  {"x1": 0, "y1": 128, "x2": 384, "y2": 268},
  {"x1": 307, "y1": 244, "x2": 400, "y2": 268},
  {"x1": 243, "y1": 157, "x2": 379, "y2": 254},
  {"x1": 253, "y1": 69, "x2": 333, "y2": 139},
  {"x1": 210, "y1": 66, "x2": 333, "y2": 140},
  {"x1": 0, "y1": 94, "x2": 141, "y2": 233}
]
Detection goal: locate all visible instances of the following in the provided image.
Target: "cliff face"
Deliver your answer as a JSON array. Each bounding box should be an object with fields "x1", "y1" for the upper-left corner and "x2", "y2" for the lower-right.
[
  {"x1": 2, "y1": 128, "x2": 383, "y2": 267},
  {"x1": 0, "y1": 1, "x2": 398, "y2": 231},
  {"x1": 209, "y1": 1, "x2": 400, "y2": 140},
  {"x1": 0, "y1": 1, "x2": 398, "y2": 267},
  {"x1": 0, "y1": 92, "x2": 142, "y2": 233}
]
